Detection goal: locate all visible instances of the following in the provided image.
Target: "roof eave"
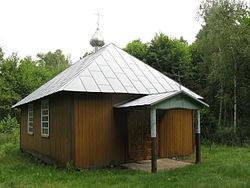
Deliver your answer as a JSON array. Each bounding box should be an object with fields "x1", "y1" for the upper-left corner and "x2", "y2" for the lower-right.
[
  {"x1": 150, "y1": 90, "x2": 209, "y2": 108},
  {"x1": 115, "y1": 90, "x2": 209, "y2": 109}
]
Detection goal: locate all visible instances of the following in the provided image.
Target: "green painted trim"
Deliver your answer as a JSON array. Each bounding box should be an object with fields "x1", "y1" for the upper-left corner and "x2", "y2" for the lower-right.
[{"x1": 152, "y1": 93, "x2": 203, "y2": 110}]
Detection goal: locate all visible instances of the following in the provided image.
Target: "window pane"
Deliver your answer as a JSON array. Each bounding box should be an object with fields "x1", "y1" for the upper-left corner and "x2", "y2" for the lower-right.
[
  {"x1": 42, "y1": 116, "x2": 48, "y2": 121},
  {"x1": 41, "y1": 100, "x2": 49, "y2": 109},
  {"x1": 28, "y1": 104, "x2": 33, "y2": 111},
  {"x1": 42, "y1": 110, "x2": 48, "y2": 116},
  {"x1": 43, "y1": 128, "x2": 48, "y2": 135},
  {"x1": 42, "y1": 122, "x2": 48, "y2": 128},
  {"x1": 29, "y1": 127, "x2": 33, "y2": 132}
]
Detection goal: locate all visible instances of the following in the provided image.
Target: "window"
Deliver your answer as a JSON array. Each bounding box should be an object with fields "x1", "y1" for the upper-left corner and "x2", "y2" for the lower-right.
[
  {"x1": 41, "y1": 100, "x2": 49, "y2": 137},
  {"x1": 27, "y1": 104, "x2": 34, "y2": 135}
]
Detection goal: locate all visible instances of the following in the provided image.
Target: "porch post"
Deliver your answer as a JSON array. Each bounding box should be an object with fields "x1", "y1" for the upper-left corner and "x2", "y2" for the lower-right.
[
  {"x1": 195, "y1": 110, "x2": 201, "y2": 163},
  {"x1": 150, "y1": 108, "x2": 157, "y2": 173}
]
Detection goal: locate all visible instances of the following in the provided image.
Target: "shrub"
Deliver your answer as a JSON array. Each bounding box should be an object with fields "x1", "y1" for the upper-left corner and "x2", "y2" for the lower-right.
[
  {"x1": 0, "y1": 114, "x2": 19, "y2": 133},
  {"x1": 214, "y1": 126, "x2": 236, "y2": 145},
  {"x1": 200, "y1": 108, "x2": 217, "y2": 144},
  {"x1": 199, "y1": 108, "x2": 250, "y2": 146}
]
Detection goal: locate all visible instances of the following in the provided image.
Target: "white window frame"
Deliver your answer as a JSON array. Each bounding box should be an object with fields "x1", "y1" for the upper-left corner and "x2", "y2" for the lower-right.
[
  {"x1": 41, "y1": 100, "x2": 49, "y2": 137},
  {"x1": 27, "y1": 104, "x2": 34, "y2": 135}
]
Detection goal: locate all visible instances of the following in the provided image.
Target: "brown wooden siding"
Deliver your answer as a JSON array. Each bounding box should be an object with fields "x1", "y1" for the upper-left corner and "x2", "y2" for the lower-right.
[
  {"x1": 158, "y1": 109, "x2": 194, "y2": 158},
  {"x1": 73, "y1": 93, "x2": 135, "y2": 168},
  {"x1": 20, "y1": 92, "x2": 194, "y2": 167},
  {"x1": 20, "y1": 92, "x2": 72, "y2": 164}
]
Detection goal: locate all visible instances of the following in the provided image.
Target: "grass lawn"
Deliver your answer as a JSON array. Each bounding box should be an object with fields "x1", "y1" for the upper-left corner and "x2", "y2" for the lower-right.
[{"x1": 0, "y1": 134, "x2": 250, "y2": 188}]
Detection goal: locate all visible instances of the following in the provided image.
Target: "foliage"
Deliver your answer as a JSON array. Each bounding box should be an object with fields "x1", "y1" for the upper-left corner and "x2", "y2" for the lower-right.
[
  {"x1": 147, "y1": 33, "x2": 192, "y2": 82},
  {"x1": 200, "y1": 108, "x2": 217, "y2": 143},
  {"x1": 16, "y1": 57, "x2": 50, "y2": 99},
  {"x1": 0, "y1": 48, "x2": 71, "y2": 121},
  {"x1": 0, "y1": 53, "x2": 21, "y2": 120},
  {"x1": 0, "y1": 137, "x2": 250, "y2": 187},
  {"x1": 0, "y1": 0, "x2": 249, "y2": 147},
  {"x1": 37, "y1": 49, "x2": 71, "y2": 73},
  {"x1": 124, "y1": 34, "x2": 194, "y2": 88},
  {"x1": 124, "y1": 5, "x2": 250, "y2": 145},
  {"x1": 0, "y1": 115, "x2": 19, "y2": 133},
  {"x1": 195, "y1": 0, "x2": 250, "y2": 143},
  {"x1": 124, "y1": 39, "x2": 148, "y2": 62},
  {"x1": 0, "y1": 128, "x2": 19, "y2": 146}
]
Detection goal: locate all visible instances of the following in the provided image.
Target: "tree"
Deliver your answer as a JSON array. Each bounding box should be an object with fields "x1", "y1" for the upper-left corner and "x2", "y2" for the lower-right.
[
  {"x1": 124, "y1": 39, "x2": 148, "y2": 62},
  {"x1": 37, "y1": 49, "x2": 71, "y2": 77},
  {"x1": 0, "y1": 53, "x2": 21, "y2": 120},
  {"x1": 124, "y1": 34, "x2": 196, "y2": 90},
  {"x1": 147, "y1": 33, "x2": 193, "y2": 87},
  {"x1": 0, "y1": 48, "x2": 71, "y2": 121},
  {"x1": 197, "y1": 0, "x2": 250, "y2": 134},
  {"x1": 16, "y1": 57, "x2": 50, "y2": 98},
  {"x1": 0, "y1": 47, "x2": 4, "y2": 62}
]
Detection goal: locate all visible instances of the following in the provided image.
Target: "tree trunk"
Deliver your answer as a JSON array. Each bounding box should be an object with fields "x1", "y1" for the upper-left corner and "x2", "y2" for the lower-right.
[
  {"x1": 231, "y1": 47, "x2": 237, "y2": 134},
  {"x1": 223, "y1": 99, "x2": 227, "y2": 125},
  {"x1": 218, "y1": 98, "x2": 222, "y2": 126},
  {"x1": 233, "y1": 74, "x2": 237, "y2": 134}
]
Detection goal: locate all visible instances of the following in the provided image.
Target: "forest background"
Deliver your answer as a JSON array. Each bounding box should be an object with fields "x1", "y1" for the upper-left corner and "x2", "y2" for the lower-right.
[{"x1": 1, "y1": 0, "x2": 250, "y2": 146}]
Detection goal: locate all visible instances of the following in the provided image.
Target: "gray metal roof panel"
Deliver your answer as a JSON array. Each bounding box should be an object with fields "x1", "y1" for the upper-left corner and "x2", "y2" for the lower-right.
[
  {"x1": 114, "y1": 92, "x2": 177, "y2": 108},
  {"x1": 13, "y1": 43, "x2": 203, "y2": 108},
  {"x1": 114, "y1": 90, "x2": 209, "y2": 108}
]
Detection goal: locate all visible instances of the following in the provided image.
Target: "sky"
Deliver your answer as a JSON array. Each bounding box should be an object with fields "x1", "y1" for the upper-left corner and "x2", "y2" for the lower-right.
[{"x1": 0, "y1": 0, "x2": 235, "y2": 62}]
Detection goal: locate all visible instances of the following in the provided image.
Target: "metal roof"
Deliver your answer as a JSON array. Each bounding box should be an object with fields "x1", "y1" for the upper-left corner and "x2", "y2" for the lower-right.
[
  {"x1": 114, "y1": 90, "x2": 209, "y2": 108},
  {"x1": 13, "y1": 43, "x2": 203, "y2": 108}
]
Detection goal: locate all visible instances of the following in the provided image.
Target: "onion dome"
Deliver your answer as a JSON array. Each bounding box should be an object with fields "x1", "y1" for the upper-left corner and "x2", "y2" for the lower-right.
[{"x1": 90, "y1": 28, "x2": 105, "y2": 52}]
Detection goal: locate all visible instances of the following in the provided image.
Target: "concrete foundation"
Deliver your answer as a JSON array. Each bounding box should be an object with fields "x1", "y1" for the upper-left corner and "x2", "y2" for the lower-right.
[{"x1": 121, "y1": 158, "x2": 192, "y2": 173}]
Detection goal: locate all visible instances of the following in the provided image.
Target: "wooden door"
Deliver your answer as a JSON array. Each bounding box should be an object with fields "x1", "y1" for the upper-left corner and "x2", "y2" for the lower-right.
[
  {"x1": 158, "y1": 109, "x2": 194, "y2": 158},
  {"x1": 127, "y1": 110, "x2": 151, "y2": 161}
]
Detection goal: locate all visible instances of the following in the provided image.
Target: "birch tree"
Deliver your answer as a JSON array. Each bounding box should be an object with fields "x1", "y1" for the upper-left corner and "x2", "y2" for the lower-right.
[{"x1": 197, "y1": 0, "x2": 249, "y2": 133}]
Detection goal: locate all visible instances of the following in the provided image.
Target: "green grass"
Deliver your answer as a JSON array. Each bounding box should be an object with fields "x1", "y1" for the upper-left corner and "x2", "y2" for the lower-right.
[{"x1": 0, "y1": 134, "x2": 250, "y2": 187}]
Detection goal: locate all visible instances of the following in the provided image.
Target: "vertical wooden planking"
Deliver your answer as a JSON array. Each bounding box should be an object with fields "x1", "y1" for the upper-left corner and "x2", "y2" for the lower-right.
[
  {"x1": 20, "y1": 92, "x2": 72, "y2": 164},
  {"x1": 74, "y1": 93, "x2": 135, "y2": 168},
  {"x1": 158, "y1": 109, "x2": 194, "y2": 158},
  {"x1": 82, "y1": 93, "x2": 86, "y2": 166}
]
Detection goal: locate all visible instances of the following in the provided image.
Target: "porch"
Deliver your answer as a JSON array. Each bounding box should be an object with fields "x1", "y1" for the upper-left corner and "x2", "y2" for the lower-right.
[{"x1": 114, "y1": 90, "x2": 208, "y2": 173}]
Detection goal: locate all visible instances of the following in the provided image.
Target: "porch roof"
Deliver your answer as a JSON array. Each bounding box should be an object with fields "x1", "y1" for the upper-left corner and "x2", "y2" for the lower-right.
[{"x1": 114, "y1": 90, "x2": 209, "y2": 109}]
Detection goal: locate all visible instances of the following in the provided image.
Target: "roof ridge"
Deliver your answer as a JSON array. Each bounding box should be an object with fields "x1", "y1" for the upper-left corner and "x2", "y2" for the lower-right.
[
  {"x1": 13, "y1": 43, "x2": 203, "y2": 108},
  {"x1": 60, "y1": 43, "x2": 124, "y2": 92},
  {"x1": 59, "y1": 49, "x2": 106, "y2": 91}
]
